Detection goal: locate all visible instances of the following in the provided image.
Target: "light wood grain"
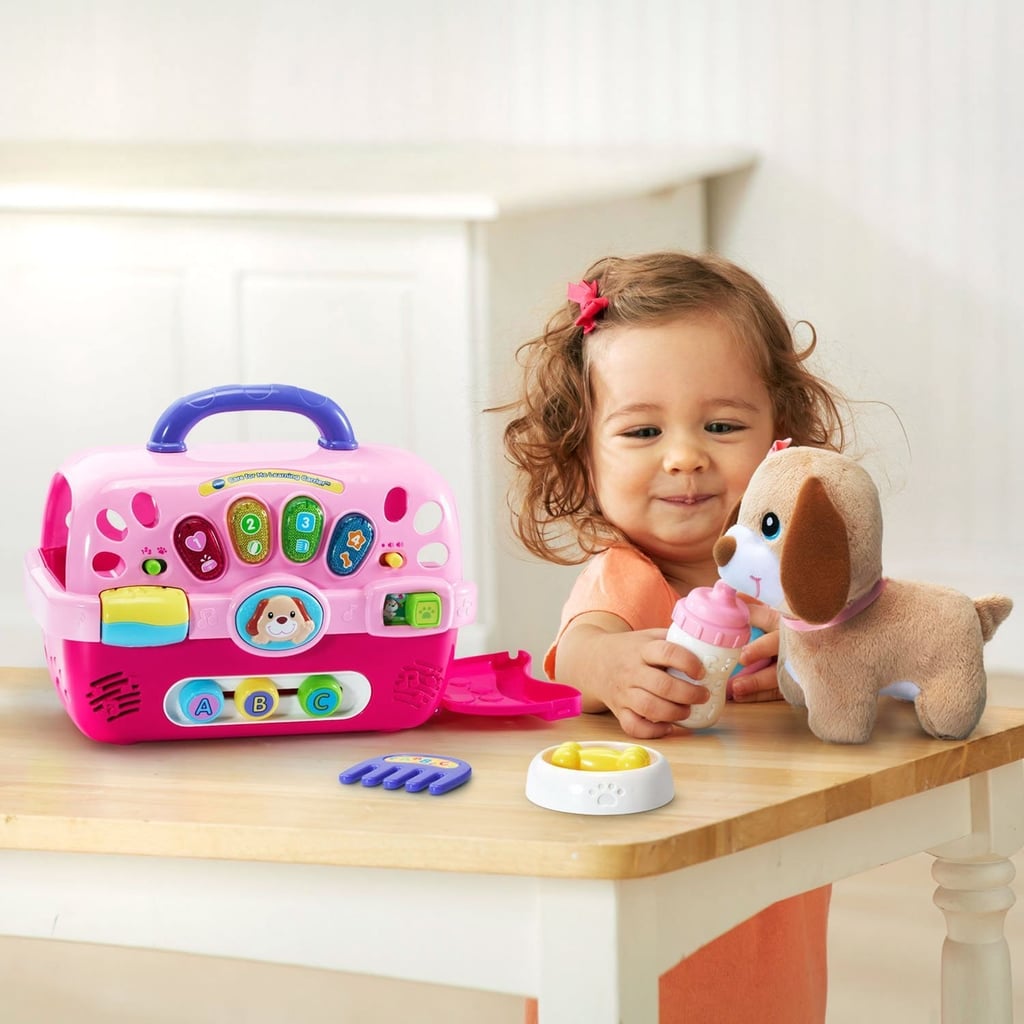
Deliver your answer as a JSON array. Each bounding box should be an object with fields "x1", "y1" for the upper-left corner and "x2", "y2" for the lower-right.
[{"x1": 3, "y1": 668, "x2": 1024, "y2": 880}]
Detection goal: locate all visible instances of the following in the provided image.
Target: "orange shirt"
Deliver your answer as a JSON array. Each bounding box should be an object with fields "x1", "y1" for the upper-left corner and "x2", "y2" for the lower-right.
[{"x1": 532, "y1": 543, "x2": 830, "y2": 1024}]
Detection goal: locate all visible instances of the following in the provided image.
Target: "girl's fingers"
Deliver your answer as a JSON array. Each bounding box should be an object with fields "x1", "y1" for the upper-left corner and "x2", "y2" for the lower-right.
[
  {"x1": 615, "y1": 707, "x2": 676, "y2": 739},
  {"x1": 731, "y1": 664, "x2": 783, "y2": 702}
]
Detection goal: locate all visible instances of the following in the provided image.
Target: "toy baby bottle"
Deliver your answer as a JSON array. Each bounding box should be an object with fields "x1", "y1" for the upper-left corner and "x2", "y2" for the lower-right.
[{"x1": 667, "y1": 580, "x2": 751, "y2": 729}]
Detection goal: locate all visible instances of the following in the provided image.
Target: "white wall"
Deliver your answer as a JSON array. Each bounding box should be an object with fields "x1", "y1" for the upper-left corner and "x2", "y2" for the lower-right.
[{"x1": 1, "y1": 0, "x2": 1020, "y2": 668}]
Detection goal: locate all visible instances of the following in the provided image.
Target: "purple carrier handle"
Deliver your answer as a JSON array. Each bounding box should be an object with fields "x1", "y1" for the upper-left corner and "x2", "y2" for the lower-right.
[{"x1": 146, "y1": 384, "x2": 359, "y2": 454}]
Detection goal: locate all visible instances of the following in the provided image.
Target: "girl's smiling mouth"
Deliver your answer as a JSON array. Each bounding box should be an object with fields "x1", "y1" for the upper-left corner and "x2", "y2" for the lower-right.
[{"x1": 660, "y1": 494, "x2": 714, "y2": 506}]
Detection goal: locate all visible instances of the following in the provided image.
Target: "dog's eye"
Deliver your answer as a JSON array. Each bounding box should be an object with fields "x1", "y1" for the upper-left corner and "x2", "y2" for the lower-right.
[
  {"x1": 266, "y1": 611, "x2": 273, "y2": 619},
  {"x1": 760, "y1": 512, "x2": 781, "y2": 540},
  {"x1": 289, "y1": 611, "x2": 296, "y2": 618}
]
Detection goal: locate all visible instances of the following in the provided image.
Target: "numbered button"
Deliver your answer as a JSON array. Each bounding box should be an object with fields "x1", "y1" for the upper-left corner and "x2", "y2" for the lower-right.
[
  {"x1": 234, "y1": 677, "x2": 280, "y2": 720},
  {"x1": 173, "y1": 516, "x2": 226, "y2": 580},
  {"x1": 297, "y1": 674, "x2": 343, "y2": 718},
  {"x1": 282, "y1": 496, "x2": 325, "y2": 563},
  {"x1": 227, "y1": 498, "x2": 271, "y2": 564},
  {"x1": 178, "y1": 678, "x2": 225, "y2": 723},
  {"x1": 326, "y1": 512, "x2": 375, "y2": 576}
]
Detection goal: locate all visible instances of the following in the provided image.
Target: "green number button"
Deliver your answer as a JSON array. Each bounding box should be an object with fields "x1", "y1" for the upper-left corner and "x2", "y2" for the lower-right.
[
  {"x1": 227, "y1": 498, "x2": 271, "y2": 564},
  {"x1": 282, "y1": 496, "x2": 325, "y2": 563}
]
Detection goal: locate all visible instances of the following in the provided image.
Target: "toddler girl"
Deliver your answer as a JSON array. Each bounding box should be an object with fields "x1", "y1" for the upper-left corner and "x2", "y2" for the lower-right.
[{"x1": 502, "y1": 251, "x2": 847, "y2": 1023}]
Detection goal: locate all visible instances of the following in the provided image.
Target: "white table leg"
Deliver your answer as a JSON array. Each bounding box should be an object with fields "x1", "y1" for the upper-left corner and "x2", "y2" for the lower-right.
[
  {"x1": 932, "y1": 854, "x2": 1015, "y2": 1024},
  {"x1": 929, "y1": 763, "x2": 1024, "y2": 1024},
  {"x1": 536, "y1": 878, "x2": 660, "y2": 1024}
]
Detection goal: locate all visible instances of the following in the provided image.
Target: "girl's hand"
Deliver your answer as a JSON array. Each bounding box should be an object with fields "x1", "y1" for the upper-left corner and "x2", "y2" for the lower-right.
[
  {"x1": 555, "y1": 616, "x2": 710, "y2": 739},
  {"x1": 729, "y1": 602, "x2": 782, "y2": 702}
]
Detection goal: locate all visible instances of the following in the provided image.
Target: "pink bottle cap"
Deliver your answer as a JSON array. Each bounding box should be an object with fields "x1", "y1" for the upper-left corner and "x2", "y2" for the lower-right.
[{"x1": 671, "y1": 580, "x2": 751, "y2": 649}]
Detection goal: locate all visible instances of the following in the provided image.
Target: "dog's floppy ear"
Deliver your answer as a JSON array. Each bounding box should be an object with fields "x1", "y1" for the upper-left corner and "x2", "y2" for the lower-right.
[
  {"x1": 780, "y1": 476, "x2": 851, "y2": 623},
  {"x1": 245, "y1": 598, "x2": 270, "y2": 636},
  {"x1": 712, "y1": 500, "x2": 742, "y2": 567}
]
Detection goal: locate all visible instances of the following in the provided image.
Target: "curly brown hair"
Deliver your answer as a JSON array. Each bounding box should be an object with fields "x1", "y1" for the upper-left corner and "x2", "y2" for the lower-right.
[{"x1": 499, "y1": 251, "x2": 848, "y2": 565}]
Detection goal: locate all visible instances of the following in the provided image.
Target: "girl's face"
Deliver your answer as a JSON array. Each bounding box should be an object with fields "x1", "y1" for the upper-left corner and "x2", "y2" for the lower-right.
[{"x1": 587, "y1": 315, "x2": 776, "y2": 586}]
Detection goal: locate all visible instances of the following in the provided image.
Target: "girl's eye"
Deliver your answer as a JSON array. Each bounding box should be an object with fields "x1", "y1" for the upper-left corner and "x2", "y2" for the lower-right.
[
  {"x1": 706, "y1": 422, "x2": 740, "y2": 434},
  {"x1": 761, "y1": 512, "x2": 781, "y2": 540},
  {"x1": 622, "y1": 426, "x2": 661, "y2": 439}
]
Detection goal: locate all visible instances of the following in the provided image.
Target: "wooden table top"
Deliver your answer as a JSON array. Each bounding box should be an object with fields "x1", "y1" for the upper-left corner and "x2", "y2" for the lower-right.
[{"x1": 3, "y1": 668, "x2": 1024, "y2": 880}]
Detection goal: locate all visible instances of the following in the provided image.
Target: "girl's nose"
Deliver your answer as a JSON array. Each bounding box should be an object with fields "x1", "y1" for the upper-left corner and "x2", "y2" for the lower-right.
[{"x1": 663, "y1": 436, "x2": 708, "y2": 473}]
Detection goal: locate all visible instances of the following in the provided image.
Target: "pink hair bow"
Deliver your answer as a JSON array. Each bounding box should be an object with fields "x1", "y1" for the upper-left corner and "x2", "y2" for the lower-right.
[
  {"x1": 770, "y1": 438, "x2": 793, "y2": 453},
  {"x1": 567, "y1": 279, "x2": 609, "y2": 334}
]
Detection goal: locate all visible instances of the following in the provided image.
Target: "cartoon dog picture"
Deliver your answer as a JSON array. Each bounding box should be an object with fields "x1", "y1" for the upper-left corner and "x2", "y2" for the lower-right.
[
  {"x1": 714, "y1": 444, "x2": 1012, "y2": 744},
  {"x1": 245, "y1": 593, "x2": 317, "y2": 646}
]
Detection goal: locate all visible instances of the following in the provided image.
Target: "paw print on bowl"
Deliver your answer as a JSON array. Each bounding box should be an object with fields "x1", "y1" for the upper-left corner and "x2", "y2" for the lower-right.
[{"x1": 588, "y1": 780, "x2": 626, "y2": 808}]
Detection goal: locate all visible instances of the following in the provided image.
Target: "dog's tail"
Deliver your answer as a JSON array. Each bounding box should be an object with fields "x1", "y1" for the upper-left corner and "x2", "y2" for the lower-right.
[{"x1": 975, "y1": 595, "x2": 1014, "y2": 642}]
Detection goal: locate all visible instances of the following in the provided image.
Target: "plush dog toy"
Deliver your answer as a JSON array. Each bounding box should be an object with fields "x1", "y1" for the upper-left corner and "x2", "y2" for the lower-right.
[{"x1": 714, "y1": 444, "x2": 1013, "y2": 743}]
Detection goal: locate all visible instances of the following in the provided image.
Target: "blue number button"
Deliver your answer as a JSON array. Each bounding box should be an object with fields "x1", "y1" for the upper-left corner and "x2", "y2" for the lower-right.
[{"x1": 326, "y1": 512, "x2": 375, "y2": 576}]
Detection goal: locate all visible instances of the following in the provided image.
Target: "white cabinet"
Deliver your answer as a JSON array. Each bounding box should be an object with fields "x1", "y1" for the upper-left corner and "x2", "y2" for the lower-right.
[{"x1": 0, "y1": 143, "x2": 751, "y2": 668}]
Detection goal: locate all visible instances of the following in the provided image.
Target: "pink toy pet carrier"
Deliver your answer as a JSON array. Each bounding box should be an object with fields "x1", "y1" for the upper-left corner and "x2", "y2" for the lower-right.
[{"x1": 24, "y1": 384, "x2": 579, "y2": 743}]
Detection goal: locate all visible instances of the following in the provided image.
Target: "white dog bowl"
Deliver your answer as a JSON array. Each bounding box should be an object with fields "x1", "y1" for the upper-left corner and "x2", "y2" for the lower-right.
[{"x1": 525, "y1": 740, "x2": 675, "y2": 815}]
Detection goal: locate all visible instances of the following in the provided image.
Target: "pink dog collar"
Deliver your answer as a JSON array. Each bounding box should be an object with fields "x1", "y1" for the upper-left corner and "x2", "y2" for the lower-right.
[{"x1": 783, "y1": 578, "x2": 887, "y2": 632}]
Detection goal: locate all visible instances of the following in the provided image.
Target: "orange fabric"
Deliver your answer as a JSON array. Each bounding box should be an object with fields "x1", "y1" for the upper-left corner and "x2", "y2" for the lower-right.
[
  {"x1": 543, "y1": 544, "x2": 679, "y2": 679},
  {"x1": 524, "y1": 886, "x2": 831, "y2": 1024},
  {"x1": 533, "y1": 543, "x2": 831, "y2": 1024}
]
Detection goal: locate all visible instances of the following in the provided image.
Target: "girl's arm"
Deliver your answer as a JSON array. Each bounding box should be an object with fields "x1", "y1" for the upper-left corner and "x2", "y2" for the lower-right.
[{"x1": 554, "y1": 610, "x2": 710, "y2": 739}]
